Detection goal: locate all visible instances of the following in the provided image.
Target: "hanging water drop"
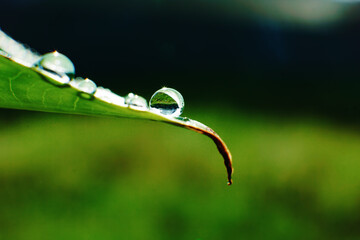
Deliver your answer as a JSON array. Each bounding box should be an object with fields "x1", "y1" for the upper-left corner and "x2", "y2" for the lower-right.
[
  {"x1": 125, "y1": 93, "x2": 148, "y2": 110},
  {"x1": 70, "y1": 77, "x2": 97, "y2": 94},
  {"x1": 36, "y1": 51, "x2": 75, "y2": 85},
  {"x1": 149, "y1": 87, "x2": 184, "y2": 117}
]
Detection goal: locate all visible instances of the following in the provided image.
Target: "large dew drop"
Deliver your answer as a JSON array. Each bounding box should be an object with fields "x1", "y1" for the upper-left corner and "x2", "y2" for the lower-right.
[
  {"x1": 37, "y1": 51, "x2": 75, "y2": 85},
  {"x1": 150, "y1": 87, "x2": 184, "y2": 117},
  {"x1": 40, "y1": 51, "x2": 75, "y2": 76}
]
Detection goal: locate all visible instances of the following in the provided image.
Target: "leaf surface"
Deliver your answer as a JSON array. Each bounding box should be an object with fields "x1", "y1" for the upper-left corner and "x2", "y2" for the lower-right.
[{"x1": 0, "y1": 55, "x2": 233, "y2": 185}]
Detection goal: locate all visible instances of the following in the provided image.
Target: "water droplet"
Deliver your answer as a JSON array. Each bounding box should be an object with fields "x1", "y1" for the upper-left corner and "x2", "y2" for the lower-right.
[
  {"x1": 175, "y1": 116, "x2": 190, "y2": 122},
  {"x1": 94, "y1": 87, "x2": 126, "y2": 106},
  {"x1": 125, "y1": 93, "x2": 148, "y2": 110},
  {"x1": 70, "y1": 77, "x2": 97, "y2": 94},
  {"x1": 0, "y1": 30, "x2": 41, "y2": 67},
  {"x1": 0, "y1": 49, "x2": 11, "y2": 58},
  {"x1": 40, "y1": 51, "x2": 75, "y2": 76},
  {"x1": 149, "y1": 87, "x2": 184, "y2": 117},
  {"x1": 36, "y1": 51, "x2": 75, "y2": 85}
]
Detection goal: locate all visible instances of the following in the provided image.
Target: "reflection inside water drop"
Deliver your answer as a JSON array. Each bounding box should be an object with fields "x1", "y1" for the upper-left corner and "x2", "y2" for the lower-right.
[{"x1": 150, "y1": 87, "x2": 184, "y2": 117}]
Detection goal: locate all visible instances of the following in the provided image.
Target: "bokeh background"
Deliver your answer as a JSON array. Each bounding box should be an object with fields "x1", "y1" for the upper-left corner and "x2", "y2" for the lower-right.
[{"x1": 1, "y1": 0, "x2": 360, "y2": 239}]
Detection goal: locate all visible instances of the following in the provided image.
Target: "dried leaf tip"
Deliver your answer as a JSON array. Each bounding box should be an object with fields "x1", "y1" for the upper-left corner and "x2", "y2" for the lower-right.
[
  {"x1": 176, "y1": 119, "x2": 233, "y2": 186},
  {"x1": 226, "y1": 155, "x2": 233, "y2": 186}
]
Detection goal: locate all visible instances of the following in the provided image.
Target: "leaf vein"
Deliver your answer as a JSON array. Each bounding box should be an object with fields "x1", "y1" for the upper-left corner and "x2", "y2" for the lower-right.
[
  {"x1": 57, "y1": 94, "x2": 63, "y2": 108},
  {"x1": 8, "y1": 71, "x2": 23, "y2": 103},
  {"x1": 73, "y1": 97, "x2": 80, "y2": 110},
  {"x1": 41, "y1": 88, "x2": 52, "y2": 106},
  {"x1": 26, "y1": 82, "x2": 37, "y2": 102}
]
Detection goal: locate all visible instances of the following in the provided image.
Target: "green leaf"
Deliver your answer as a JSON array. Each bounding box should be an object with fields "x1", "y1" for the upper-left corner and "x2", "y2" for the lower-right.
[{"x1": 0, "y1": 36, "x2": 233, "y2": 185}]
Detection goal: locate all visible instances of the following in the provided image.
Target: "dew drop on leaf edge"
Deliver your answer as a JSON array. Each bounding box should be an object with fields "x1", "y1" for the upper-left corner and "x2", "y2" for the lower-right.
[
  {"x1": 149, "y1": 87, "x2": 184, "y2": 117},
  {"x1": 125, "y1": 93, "x2": 148, "y2": 110},
  {"x1": 94, "y1": 87, "x2": 126, "y2": 106},
  {"x1": 70, "y1": 77, "x2": 97, "y2": 94},
  {"x1": 39, "y1": 51, "x2": 75, "y2": 77}
]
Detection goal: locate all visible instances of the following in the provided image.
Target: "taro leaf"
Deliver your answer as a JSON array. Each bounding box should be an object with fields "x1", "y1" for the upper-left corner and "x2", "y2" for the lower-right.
[{"x1": 0, "y1": 50, "x2": 233, "y2": 185}]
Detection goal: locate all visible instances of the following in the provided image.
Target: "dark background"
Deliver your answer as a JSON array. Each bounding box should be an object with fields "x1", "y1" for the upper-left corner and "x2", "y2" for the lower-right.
[
  {"x1": 2, "y1": 1, "x2": 360, "y2": 239},
  {"x1": 2, "y1": 0, "x2": 360, "y2": 122}
]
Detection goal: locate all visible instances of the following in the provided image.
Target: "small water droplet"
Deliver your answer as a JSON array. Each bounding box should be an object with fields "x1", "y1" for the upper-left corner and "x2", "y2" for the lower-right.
[
  {"x1": 149, "y1": 87, "x2": 184, "y2": 117},
  {"x1": 175, "y1": 116, "x2": 190, "y2": 122},
  {"x1": 125, "y1": 93, "x2": 135, "y2": 103},
  {"x1": 70, "y1": 77, "x2": 97, "y2": 94},
  {"x1": 94, "y1": 87, "x2": 126, "y2": 106},
  {"x1": 36, "y1": 51, "x2": 75, "y2": 85},
  {"x1": 125, "y1": 93, "x2": 148, "y2": 110}
]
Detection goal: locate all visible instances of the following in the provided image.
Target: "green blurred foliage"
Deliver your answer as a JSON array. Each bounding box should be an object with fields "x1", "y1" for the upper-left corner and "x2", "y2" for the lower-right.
[{"x1": 1, "y1": 109, "x2": 360, "y2": 239}]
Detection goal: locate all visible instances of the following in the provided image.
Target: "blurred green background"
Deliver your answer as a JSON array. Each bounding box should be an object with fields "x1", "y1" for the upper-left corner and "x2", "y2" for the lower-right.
[{"x1": 2, "y1": 0, "x2": 360, "y2": 239}]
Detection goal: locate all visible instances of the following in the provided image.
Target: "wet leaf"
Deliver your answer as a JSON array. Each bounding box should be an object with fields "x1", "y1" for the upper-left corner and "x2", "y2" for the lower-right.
[{"x1": 0, "y1": 32, "x2": 233, "y2": 185}]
